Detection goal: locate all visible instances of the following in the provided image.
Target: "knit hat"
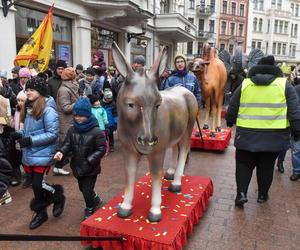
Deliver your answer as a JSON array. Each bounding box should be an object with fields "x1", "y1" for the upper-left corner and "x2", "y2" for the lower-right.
[
  {"x1": 55, "y1": 60, "x2": 67, "y2": 69},
  {"x1": 0, "y1": 70, "x2": 7, "y2": 79},
  {"x1": 134, "y1": 55, "x2": 146, "y2": 66},
  {"x1": 61, "y1": 67, "x2": 76, "y2": 81},
  {"x1": 16, "y1": 90, "x2": 27, "y2": 101},
  {"x1": 19, "y1": 67, "x2": 32, "y2": 78},
  {"x1": 11, "y1": 66, "x2": 21, "y2": 74},
  {"x1": 258, "y1": 55, "x2": 275, "y2": 66},
  {"x1": 85, "y1": 67, "x2": 95, "y2": 76},
  {"x1": 76, "y1": 64, "x2": 83, "y2": 70},
  {"x1": 89, "y1": 95, "x2": 100, "y2": 105},
  {"x1": 103, "y1": 89, "x2": 113, "y2": 100},
  {"x1": 72, "y1": 97, "x2": 92, "y2": 117},
  {"x1": 26, "y1": 77, "x2": 48, "y2": 96}
]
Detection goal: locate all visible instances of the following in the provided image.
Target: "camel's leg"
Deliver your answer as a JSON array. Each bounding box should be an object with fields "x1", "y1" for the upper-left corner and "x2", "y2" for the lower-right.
[
  {"x1": 164, "y1": 145, "x2": 178, "y2": 180},
  {"x1": 211, "y1": 101, "x2": 217, "y2": 133},
  {"x1": 197, "y1": 106, "x2": 202, "y2": 130},
  {"x1": 117, "y1": 150, "x2": 140, "y2": 218},
  {"x1": 216, "y1": 94, "x2": 223, "y2": 131},
  {"x1": 169, "y1": 134, "x2": 190, "y2": 192},
  {"x1": 203, "y1": 97, "x2": 210, "y2": 129},
  {"x1": 148, "y1": 150, "x2": 166, "y2": 222}
]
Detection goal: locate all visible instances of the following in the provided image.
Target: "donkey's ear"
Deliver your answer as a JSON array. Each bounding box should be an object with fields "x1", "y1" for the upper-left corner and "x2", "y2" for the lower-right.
[
  {"x1": 112, "y1": 42, "x2": 133, "y2": 77},
  {"x1": 149, "y1": 47, "x2": 168, "y2": 77}
]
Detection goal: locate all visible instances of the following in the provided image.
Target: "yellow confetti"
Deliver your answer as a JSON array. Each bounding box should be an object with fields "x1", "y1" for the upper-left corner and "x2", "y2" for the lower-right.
[
  {"x1": 177, "y1": 193, "x2": 182, "y2": 195},
  {"x1": 185, "y1": 204, "x2": 191, "y2": 207},
  {"x1": 136, "y1": 185, "x2": 140, "y2": 187},
  {"x1": 113, "y1": 213, "x2": 117, "y2": 216},
  {"x1": 180, "y1": 200, "x2": 186, "y2": 203},
  {"x1": 133, "y1": 219, "x2": 139, "y2": 223},
  {"x1": 190, "y1": 188, "x2": 194, "y2": 191},
  {"x1": 180, "y1": 214, "x2": 187, "y2": 217},
  {"x1": 176, "y1": 205, "x2": 180, "y2": 208},
  {"x1": 173, "y1": 209, "x2": 178, "y2": 213},
  {"x1": 185, "y1": 179, "x2": 189, "y2": 182},
  {"x1": 107, "y1": 216, "x2": 112, "y2": 220},
  {"x1": 94, "y1": 217, "x2": 102, "y2": 222},
  {"x1": 102, "y1": 207, "x2": 106, "y2": 210},
  {"x1": 139, "y1": 227, "x2": 143, "y2": 231},
  {"x1": 161, "y1": 194, "x2": 165, "y2": 197},
  {"x1": 141, "y1": 192, "x2": 145, "y2": 195},
  {"x1": 154, "y1": 233, "x2": 161, "y2": 237},
  {"x1": 146, "y1": 195, "x2": 150, "y2": 199},
  {"x1": 162, "y1": 232, "x2": 167, "y2": 236},
  {"x1": 109, "y1": 207, "x2": 113, "y2": 210},
  {"x1": 189, "y1": 202, "x2": 195, "y2": 204},
  {"x1": 146, "y1": 219, "x2": 150, "y2": 223},
  {"x1": 124, "y1": 218, "x2": 131, "y2": 221},
  {"x1": 151, "y1": 222, "x2": 158, "y2": 224},
  {"x1": 140, "y1": 216, "x2": 144, "y2": 219}
]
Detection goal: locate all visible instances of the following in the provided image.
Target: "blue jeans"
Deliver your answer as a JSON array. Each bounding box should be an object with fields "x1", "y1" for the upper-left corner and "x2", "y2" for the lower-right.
[{"x1": 291, "y1": 138, "x2": 300, "y2": 174}]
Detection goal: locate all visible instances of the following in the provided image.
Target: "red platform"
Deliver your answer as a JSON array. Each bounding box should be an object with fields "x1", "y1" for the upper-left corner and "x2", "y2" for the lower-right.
[
  {"x1": 80, "y1": 174, "x2": 213, "y2": 250},
  {"x1": 190, "y1": 128, "x2": 231, "y2": 151}
]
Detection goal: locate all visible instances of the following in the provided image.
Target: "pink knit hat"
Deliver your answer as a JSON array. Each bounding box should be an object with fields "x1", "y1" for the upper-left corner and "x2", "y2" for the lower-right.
[{"x1": 18, "y1": 67, "x2": 32, "y2": 78}]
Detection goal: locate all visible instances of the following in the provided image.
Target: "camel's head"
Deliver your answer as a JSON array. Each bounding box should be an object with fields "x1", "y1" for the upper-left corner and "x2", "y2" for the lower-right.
[{"x1": 191, "y1": 58, "x2": 210, "y2": 74}]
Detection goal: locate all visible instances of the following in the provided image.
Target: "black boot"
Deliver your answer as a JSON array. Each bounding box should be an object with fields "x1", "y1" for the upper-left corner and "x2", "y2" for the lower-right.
[
  {"x1": 22, "y1": 174, "x2": 32, "y2": 188},
  {"x1": 277, "y1": 160, "x2": 284, "y2": 173},
  {"x1": 235, "y1": 192, "x2": 248, "y2": 207},
  {"x1": 52, "y1": 185, "x2": 66, "y2": 218},
  {"x1": 257, "y1": 193, "x2": 269, "y2": 203},
  {"x1": 29, "y1": 199, "x2": 48, "y2": 229}
]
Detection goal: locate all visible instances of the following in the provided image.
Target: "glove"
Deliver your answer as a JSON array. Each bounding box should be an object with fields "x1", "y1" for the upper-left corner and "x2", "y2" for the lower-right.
[
  {"x1": 11, "y1": 132, "x2": 23, "y2": 140},
  {"x1": 17, "y1": 137, "x2": 32, "y2": 148}
]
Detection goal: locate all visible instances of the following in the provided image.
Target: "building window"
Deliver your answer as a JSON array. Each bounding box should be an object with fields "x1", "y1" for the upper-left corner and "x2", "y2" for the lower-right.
[
  {"x1": 223, "y1": 1, "x2": 227, "y2": 14},
  {"x1": 296, "y1": 5, "x2": 299, "y2": 17},
  {"x1": 231, "y1": 2, "x2": 236, "y2": 15},
  {"x1": 253, "y1": 18, "x2": 258, "y2": 32},
  {"x1": 230, "y1": 23, "x2": 235, "y2": 36},
  {"x1": 259, "y1": 19, "x2": 263, "y2": 32},
  {"x1": 221, "y1": 21, "x2": 226, "y2": 35},
  {"x1": 259, "y1": 0, "x2": 264, "y2": 10},
  {"x1": 198, "y1": 19, "x2": 204, "y2": 31},
  {"x1": 257, "y1": 41, "x2": 262, "y2": 49},
  {"x1": 291, "y1": 3, "x2": 294, "y2": 15},
  {"x1": 274, "y1": 20, "x2": 278, "y2": 33},
  {"x1": 197, "y1": 42, "x2": 203, "y2": 55},
  {"x1": 238, "y1": 23, "x2": 243, "y2": 36},
  {"x1": 284, "y1": 22, "x2": 288, "y2": 33},
  {"x1": 189, "y1": 0, "x2": 195, "y2": 9},
  {"x1": 229, "y1": 44, "x2": 234, "y2": 54},
  {"x1": 277, "y1": 0, "x2": 282, "y2": 9},
  {"x1": 295, "y1": 24, "x2": 298, "y2": 37},
  {"x1": 279, "y1": 21, "x2": 283, "y2": 33},
  {"x1": 220, "y1": 43, "x2": 225, "y2": 51},
  {"x1": 251, "y1": 41, "x2": 256, "y2": 49},
  {"x1": 292, "y1": 44, "x2": 296, "y2": 56},
  {"x1": 188, "y1": 18, "x2": 194, "y2": 24},
  {"x1": 254, "y1": 0, "x2": 258, "y2": 10},
  {"x1": 210, "y1": 0, "x2": 215, "y2": 13},
  {"x1": 209, "y1": 20, "x2": 215, "y2": 33},
  {"x1": 277, "y1": 43, "x2": 281, "y2": 54},
  {"x1": 187, "y1": 41, "x2": 193, "y2": 54},
  {"x1": 282, "y1": 43, "x2": 286, "y2": 55},
  {"x1": 267, "y1": 20, "x2": 270, "y2": 33},
  {"x1": 272, "y1": 0, "x2": 275, "y2": 7},
  {"x1": 266, "y1": 42, "x2": 268, "y2": 54},
  {"x1": 291, "y1": 23, "x2": 294, "y2": 36},
  {"x1": 240, "y1": 4, "x2": 244, "y2": 16},
  {"x1": 272, "y1": 42, "x2": 276, "y2": 54}
]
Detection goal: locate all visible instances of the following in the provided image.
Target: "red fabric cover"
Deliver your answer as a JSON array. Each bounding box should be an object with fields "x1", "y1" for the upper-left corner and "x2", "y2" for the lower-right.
[
  {"x1": 80, "y1": 175, "x2": 213, "y2": 250},
  {"x1": 190, "y1": 128, "x2": 231, "y2": 150},
  {"x1": 23, "y1": 165, "x2": 50, "y2": 174},
  {"x1": 221, "y1": 107, "x2": 227, "y2": 118}
]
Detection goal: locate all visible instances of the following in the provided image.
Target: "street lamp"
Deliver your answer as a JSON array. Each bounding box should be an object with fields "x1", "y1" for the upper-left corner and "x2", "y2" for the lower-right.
[
  {"x1": 2, "y1": 0, "x2": 24, "y2": 17},
  {"x1": 127, "y1": 20, "x2": 148, "y2": 43}
]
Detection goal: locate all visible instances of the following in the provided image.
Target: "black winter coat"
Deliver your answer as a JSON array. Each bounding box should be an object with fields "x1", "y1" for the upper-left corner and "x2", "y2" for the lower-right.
[
  {"x1": 59, "y1": 124, "x2": 106, "y2": 178},
  {"x1": 226, "y1": 64, "x2": 300, "y2": 152}
]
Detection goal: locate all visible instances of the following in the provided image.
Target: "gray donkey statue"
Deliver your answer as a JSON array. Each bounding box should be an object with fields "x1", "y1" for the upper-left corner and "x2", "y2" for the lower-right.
[{"x1": 112, "y1": 42, "x2": 198, "y2": 222}]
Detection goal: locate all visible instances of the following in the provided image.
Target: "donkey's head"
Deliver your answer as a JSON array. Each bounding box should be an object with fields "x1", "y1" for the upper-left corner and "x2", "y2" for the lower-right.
[{"x1": 112, "y1": 42, "x2": 167, "y2": 155}]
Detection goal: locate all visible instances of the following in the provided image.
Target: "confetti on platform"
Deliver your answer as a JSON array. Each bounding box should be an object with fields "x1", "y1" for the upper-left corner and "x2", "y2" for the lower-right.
[
  {"x1": 185, "y1": 204, "x2": 191, "y2": 207},
  {"x1": 109, "y1": 207, "x2": 112, "y2": 210},
  {"x1": 124, "y1": 218, "x2": 131, "y2": 221},
  {"x1": 112, "y1": 213, "x2": 117, "y2": 216},
  {"x1": 176, "y1": 205, "x2": 180, "y2": 208},
  {"x1": 133, "y1": 219, "x2": 139, "y2": 223},
  {"x1": 102, "y1": 207, "x2": 106, "y2": 210},
  {"x1": 139, "y1": 227, "x2": 143, "y2": 231},
  {"x1": 141, "y1": 192, "x2": 145, "y2": 195},
  {"x1": 180, "y1": 214, "x2": 187, "y2": 217},
  {"x1": 154, "y1": 233, "x2": 161, "y2": 237},
  {"x1": 173, "y1": 209, "x2": 178, "y2": 213},
  {"x1": 180, "y1": 200, "x2": 186, "y2": 203},
  {"x1": 151, "y1": 227, "x2": 157, "y2": 231},
  {"x1": 107, "y1": 216, "x2": 112, "y2": 220},
  {"x1": 146, "y1": 219, "x2": 150, "y2": 224},
  {"x1": 190, "y1": 188, "x2": 194, "y2": 191},
  {"x1": 146, "y1": 195, "x2": 150, "y2": 199},
  {"x1": 95, "y1": 217, "x2": 102, "y2": 222}
]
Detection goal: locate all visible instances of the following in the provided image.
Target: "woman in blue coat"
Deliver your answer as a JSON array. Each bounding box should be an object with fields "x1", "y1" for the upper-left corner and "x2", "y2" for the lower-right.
[{"x1": 12, "y1": 77, "x2": 65, "y2": 229}]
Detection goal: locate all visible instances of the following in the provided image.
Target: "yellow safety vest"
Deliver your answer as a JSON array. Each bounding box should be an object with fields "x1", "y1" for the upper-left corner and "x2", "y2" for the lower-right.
[{"x1": 236, "y1": 77, "x2": 289, "y2": 129}]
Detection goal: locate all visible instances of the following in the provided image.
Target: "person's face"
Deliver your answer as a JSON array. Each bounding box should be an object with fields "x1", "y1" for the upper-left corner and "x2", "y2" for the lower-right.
[
  {"x1": 175, "y1": 58, "x2": 186, "y2": 71},
  {"x1": 86, "y1": 74, "x2": 94, "y2": 82},
  {"x1": 92, "y1": 100, "x2": 101, "y2": 107},
  {"x1": 92, "y1": 55, "x2": 99, "y2": 64},
  {"x1": 56, "y1": 67, "x2": 65, "y2": 76},
  {"x1": 133, "y1": 63, "x2": 143, "y2": 70},
  {"x1": 11, "y1": 72, "x2": 18, "y2": 79},
  {"x1": 74, "y1": 114, "x2": 88, "y2": 123},
  {"x1": 26, "y1": 89, "x2": 40, "y2": 101},
  {"x1": 0, "y1": 77, "x2": 7, "y2": 84},
  {"x1": 20, "y1": 77, "x2": 29, "y2": 85},
  {"x1": 17, "y1": 98, "x2": 25, "y2": 107},
  {"x1": 76, "y1": 69, "x2": 83, "y2": 75}
]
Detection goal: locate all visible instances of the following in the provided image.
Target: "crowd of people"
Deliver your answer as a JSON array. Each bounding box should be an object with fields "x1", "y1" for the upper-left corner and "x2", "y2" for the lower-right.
[{"x1": 1, "y1": 49, "x2": 300, "y2": 230}]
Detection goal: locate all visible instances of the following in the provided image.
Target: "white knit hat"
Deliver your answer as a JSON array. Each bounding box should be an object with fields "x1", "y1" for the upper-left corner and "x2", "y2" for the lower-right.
[{"x1": 16, "y1": 90, "x2": 27, "y2": 101}]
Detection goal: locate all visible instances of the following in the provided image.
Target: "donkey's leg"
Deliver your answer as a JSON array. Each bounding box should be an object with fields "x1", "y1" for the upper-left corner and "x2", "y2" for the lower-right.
[
  {"x1": 216, "y1": 94, "x2": 223, "y2": 132},
  {"x1": 169, "y1": 138, "x2": 189, "y2": 192},
  {"x1": 117, "y1": 151, "x2": 140, "y2": 218},
  {"x1": 203, "y1": 98, "x2": 210, "y2": 130},
  {"x1": 148, "y1": 151, "x2": 166, "y2": 222},
  {"x1": 164, "y1": 145, "x2": 178, "y2": 180}
]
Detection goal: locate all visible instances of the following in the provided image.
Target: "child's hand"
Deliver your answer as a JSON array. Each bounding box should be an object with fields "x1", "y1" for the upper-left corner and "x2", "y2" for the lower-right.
[{"x1": 54, "y1": 152, "x2": 63, "y2": 161}]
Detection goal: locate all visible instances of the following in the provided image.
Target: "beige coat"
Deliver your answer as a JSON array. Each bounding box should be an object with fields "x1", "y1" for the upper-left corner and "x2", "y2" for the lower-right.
[{"x1": 56, "y1": 80, "x2": 79, "y2": 144}]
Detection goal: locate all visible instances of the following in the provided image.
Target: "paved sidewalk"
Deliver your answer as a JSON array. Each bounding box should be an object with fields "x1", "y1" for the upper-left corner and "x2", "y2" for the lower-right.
[{"x1": 0, "y1": 130, "x2": 300, "y2": 250}]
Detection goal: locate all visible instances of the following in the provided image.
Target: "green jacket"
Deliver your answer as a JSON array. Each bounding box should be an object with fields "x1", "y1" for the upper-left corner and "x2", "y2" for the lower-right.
[{"x1": 91, "y1": 106, "x2": 108, "y2": 131}]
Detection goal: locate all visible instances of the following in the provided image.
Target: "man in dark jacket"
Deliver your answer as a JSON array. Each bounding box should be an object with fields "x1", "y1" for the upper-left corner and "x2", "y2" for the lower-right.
[
  {"x1": 48, "y1": 60, "x2": 67, "y2": 102},
  {"x1": 226, "y1": 55, "x2": 300, "y2": 207}
]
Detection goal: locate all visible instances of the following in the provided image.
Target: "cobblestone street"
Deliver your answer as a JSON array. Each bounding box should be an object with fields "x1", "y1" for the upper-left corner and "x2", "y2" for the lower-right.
[{"x1": 1, "y1": 129, "x2": 300, "y2": 250}]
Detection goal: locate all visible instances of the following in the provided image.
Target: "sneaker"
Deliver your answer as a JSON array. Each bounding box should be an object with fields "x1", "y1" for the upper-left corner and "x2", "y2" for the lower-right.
[
  {"x1": 29, "y1": 210, "x2": 48, "y2": 229},
  {"x1": 290, "y1": 173, "x2": 300, "y2": 181},
  {"x1": 84, "y1": 207, "x2": 94, "y2": 220},
  {"x1": 277, "y1": 161, "x2": 284, "y2": 173},
  {"x1": 53, "y1": 167, "x2": 70, "y2": 176},
  {"x1": 10, "y1": 178, "x2": 20, "y2": 187},
  {"x1": 94, "y1": 195, "x2": 104, "y2": 210},
  {"x1": 22, "y1": 174, "x2": 32, "y2": 188},
  {"x1": 0, "y1": 191, "x2": 12, "y2": 206}
]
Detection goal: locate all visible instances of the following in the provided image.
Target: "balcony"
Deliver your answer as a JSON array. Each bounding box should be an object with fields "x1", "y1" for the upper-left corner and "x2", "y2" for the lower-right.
[
  {"x1": 155, "y1": 13, "x2": 197, "y2": 42},
  {"x1": 196, "y1": 5, "x2": 215, "y2": 16},
  {"x1": 198, "y1": 30, "x2": 216, "y2": 39}
]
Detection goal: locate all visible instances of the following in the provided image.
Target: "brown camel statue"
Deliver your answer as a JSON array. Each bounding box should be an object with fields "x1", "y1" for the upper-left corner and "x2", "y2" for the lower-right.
[
  {"x1": 111, "y1": 42, "x2": 198, "y2": 222},
  {"x1": 192, "y1": 44, "x2": 227, "y2": 135}
]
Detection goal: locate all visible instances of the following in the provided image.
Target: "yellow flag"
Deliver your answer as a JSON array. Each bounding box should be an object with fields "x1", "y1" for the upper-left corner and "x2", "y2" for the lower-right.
[{"x1": 14, "y1": 5, "x2": 54, "y2": 72}]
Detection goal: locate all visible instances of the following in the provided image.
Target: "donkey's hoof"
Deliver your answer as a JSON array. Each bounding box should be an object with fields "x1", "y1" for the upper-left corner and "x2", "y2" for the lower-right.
[
  {"x1": 203, "y1": 124, "x2": 209, "y2": 130},
  {"x1": 209, "y1": 131, "x2": 216, "y2": 137},
  {"x1": 117, "y1": 207, "x2": 133, "y2": 218},
  {"x1": 216, "y1": 127, "x2": 221, "y2": 132},
  {"x1": 147, "y1": 212, "x2": 162, "y2": 222},
  {"x1": 164, "y1": 172, "x2": 174, "y2": 180},
  {"x1": 168, "y1": 184, "x2": 181, "y2": 192}
]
